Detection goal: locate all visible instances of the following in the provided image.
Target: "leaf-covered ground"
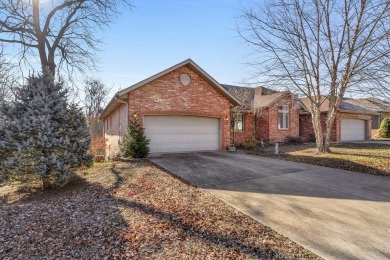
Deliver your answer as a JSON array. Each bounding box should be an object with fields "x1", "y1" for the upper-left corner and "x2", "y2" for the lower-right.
[
  {"x1": 0, "y1": 162, "x2": 319, "y2": 259},
  {"x1": 248, "y1": 143, "x2": 390, "y2": 176}
]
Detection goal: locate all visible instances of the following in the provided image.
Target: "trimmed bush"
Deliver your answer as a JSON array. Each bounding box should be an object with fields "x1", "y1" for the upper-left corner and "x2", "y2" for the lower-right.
[
  {"x1": 284, "y1": 135, "x2": 303, "y2": 144},
  {"x1": 241, "y1": 139, "x2": 258, "y2": 150},
  {"x1": 378, "y1": 118, "x2": 390, "y2": 138},
  {"x1": 120, "y1": 117, "x2": 150, "y2": 158}
]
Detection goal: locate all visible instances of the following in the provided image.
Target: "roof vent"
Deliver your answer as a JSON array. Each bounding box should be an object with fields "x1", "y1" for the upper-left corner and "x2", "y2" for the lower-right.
[{"x1": 180, "y1": 74, "x2": 191, "y2": 86}]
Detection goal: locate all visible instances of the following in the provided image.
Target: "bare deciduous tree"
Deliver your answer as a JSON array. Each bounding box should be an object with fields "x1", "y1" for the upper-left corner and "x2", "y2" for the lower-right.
[
  {"x1": 83, "y1": 78, "x2": 109, "y2": 139},
  {"x1": 0, "y1": 46, "x2": 17, "y2": 104},
  {"x1": 0, "y1": 0, "x2": 132, "y2": 78},
  {"x1": 238, "y1": 0, "x2": 390, "y2": 153}
]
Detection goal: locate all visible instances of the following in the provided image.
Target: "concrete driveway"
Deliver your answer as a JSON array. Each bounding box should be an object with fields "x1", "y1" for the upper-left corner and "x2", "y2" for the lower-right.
[{"x1": 150, "y1": 151, "x2": 390, "y2": 260}]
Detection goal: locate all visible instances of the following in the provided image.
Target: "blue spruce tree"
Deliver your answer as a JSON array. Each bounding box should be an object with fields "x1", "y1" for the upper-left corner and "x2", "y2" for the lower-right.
[{"x1": 0, "y1": 72, "x2": 93, "y2": 188}]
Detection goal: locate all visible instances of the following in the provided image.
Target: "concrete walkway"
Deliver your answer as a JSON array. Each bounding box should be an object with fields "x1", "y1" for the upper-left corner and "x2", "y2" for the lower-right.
[{"x1": 150, "y1": 151, "x2": 390, "y2": 260}]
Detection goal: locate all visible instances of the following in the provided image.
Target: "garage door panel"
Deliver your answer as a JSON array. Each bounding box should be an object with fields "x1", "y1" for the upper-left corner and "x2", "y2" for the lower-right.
[
  {"x1": 144, "y1": 116, "x2": 220, "y2": 153},
  {"x1": 340, "y1": 119, "x2": 365, "y2": 141}
]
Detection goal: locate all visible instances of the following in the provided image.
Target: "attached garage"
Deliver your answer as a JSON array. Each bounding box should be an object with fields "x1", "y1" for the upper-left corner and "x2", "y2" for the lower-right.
[
  {"x1": 100, "y1": 59, "x2": 240, "y2": 159},
  {"x1": 144, "y1": 115, "x2": 221, "y2": 153},
  {"x1": 340, "y1": 119, "x2": 366, "y2": 141}
]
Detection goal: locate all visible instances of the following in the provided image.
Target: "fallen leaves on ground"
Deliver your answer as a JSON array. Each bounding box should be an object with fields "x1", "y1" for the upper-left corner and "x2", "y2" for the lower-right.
[{"x1": 0, "y1": 162, "x2": 320, "y2": 259}]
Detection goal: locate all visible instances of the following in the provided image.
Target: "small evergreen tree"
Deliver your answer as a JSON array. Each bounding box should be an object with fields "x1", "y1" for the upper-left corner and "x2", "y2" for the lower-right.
[
  {"x1": 0, "y1": 72, "x2": 93, "y2": 188},
  {"x1": 378, "y1": 118, "x2": 390, "y2": 138},
  {"x1": 120, "y1": 116, "x2": 150, "y2": 158}
]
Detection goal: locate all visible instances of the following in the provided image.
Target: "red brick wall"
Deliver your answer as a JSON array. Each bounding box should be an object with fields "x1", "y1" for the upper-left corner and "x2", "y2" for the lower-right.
[
  {"x1": 266, "y1": 95, "x2": 300, "y2": 143},
  {"x1": 256, "y1": 109, "x2": 270, "y2": 141},
  {"x1": 127, "y1": 65, "x2": 232, "y2": 149},
  {"x1": 300, "y1": 112, "x2": 371, "y2": 142},
  {"x1": 233, "y1": 94, "x2": 300, "y2": 145},
  {"x1": 232, "y1": 112, "x2": 254, "y2": 146}
]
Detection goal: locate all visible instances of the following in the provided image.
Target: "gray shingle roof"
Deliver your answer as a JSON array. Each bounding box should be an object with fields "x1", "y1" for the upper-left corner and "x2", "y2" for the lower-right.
[
  {"x1": 221, "y1": 84, "x2": 283, "y2": 109},
  {"x1": 300, "y1": 96, "x2": 379, "y2": 114},
  {"x1": 343, "y1": 98, "x2": 390, "y2": 112},
  {"x1": 340, "y1": 99, "x2": 378, "y2": 114}
]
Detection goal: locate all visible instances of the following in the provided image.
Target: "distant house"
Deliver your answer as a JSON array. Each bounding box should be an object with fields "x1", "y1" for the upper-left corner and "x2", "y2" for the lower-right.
[{"x1": 299, "y1": 96, "x2": 378, "y2": 142}]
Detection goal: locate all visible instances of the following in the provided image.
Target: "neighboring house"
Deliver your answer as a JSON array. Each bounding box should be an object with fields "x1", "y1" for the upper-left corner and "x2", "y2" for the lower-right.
[
  {"x1": 299, "y1": 96, "x2": 378, "y2": 142},
  {"x1": 222, "y1": 85, "x2": 300, "y2": 145},
  {"x1": 99, "y1": 59, "x2": 240, "y2": 157},
  {"x1": 340, "y1": 98, "x2": 390, "y2": 129}
]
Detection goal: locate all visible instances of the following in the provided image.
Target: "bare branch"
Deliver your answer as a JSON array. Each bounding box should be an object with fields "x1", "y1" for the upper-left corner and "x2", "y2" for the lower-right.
[{"x1": 0, "y1": 0, "x2": 133, "y2": 79}]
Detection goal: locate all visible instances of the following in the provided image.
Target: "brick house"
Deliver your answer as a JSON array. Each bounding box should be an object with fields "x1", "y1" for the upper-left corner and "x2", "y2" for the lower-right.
[
  {"x1": 99, "y1": 59, "x2": 303, "y2": 157},
  {"x1": 222, "y1": 85, "x2": 300, "y2": 145},
  {"x1": 100, "y1": 59, "x2": 387, "y2": 157},
  {"x1": 99, "y1": 59, "x2": 240, "y2": 157},
  {"x1": 299, "y1": 96, "x2": 377, "y2": 142}
]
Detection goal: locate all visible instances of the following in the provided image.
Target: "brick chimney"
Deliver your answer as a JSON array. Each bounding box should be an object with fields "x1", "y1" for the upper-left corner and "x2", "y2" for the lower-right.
[{"x1": 254, "y1": 86, "x2": 263, "y2": 108}]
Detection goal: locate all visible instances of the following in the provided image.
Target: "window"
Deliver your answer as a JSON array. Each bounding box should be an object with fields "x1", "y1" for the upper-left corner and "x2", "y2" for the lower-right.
[
  {"x1": 232, "y1": 112, "x2": 244, "y2": 132},
  {"x1": 278, "y1": 105, "x2": 289, "y2": 129}
]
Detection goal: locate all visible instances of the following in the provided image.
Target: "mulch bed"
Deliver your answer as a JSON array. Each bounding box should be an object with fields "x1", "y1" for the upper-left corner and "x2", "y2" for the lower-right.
[{"x1": 0, "y1": 162, "x2": 320, "y2": 259}]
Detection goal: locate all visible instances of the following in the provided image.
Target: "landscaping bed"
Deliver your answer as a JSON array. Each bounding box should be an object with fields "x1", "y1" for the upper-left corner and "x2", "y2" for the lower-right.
[
  {"x1": 0, "y1": 162, "x2": 319, "y2": 259},
  {"x1": 248, "y1": 143, "x2": 390, "y2": 176}
]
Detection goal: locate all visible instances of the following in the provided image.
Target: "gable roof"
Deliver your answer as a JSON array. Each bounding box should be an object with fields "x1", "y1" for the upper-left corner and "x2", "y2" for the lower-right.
[
  {"x1": 99, "y1": 59, "x2": 241, "y2": 120},
  {"x1": 343, "y1": 98, "x2": 390, "y2": 112},
  {"x1": 300, "y1": 96, "x2": 379, "y2": 115},
  {"x1": 300, "y1": 96, "x2": 331, "y2": 113},
  {"x1": 221, "y1": 84, "x2": 285, "y2": 110},
  {"x1": 256, "y1": 92, "x2": 287, "y2": 108}
]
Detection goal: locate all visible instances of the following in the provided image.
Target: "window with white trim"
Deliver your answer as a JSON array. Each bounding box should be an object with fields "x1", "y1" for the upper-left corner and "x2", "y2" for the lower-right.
[
  {"x1": 278, "y1": 105, "x2": 289, "y2": 129},
  {"x1": 232, "y1": 112, "x2": 244, "y2": 132}
]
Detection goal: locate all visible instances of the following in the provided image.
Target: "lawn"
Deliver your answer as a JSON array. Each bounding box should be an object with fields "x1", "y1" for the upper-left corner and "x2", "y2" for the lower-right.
[
  {"x1": 0, "y1": 162, "x2": 319, "y2": 259},
  {"x1": 249, "y1": 143, "x2": 390, "y2": 176}
]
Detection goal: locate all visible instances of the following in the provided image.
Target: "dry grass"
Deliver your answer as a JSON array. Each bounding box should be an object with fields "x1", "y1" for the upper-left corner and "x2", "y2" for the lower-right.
[
  {"x1": 0, "y1": 162, "x2": 319, "y2": 259},
  {"x1": 249, "y1": 143, "x2": 390, "y2": 176}
]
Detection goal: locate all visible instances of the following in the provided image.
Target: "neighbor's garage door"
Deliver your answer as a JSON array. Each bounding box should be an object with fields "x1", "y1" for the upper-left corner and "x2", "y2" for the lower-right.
[
  {"x1": 340, "y1": 119, "x2": 366, "y2": 141},
  {"x1": 144, "y1": 115, "x2": 220, "y2": 153}
]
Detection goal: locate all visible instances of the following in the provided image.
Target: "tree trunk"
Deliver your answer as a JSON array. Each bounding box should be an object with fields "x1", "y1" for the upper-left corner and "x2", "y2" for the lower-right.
[{"x1": 311, "y1": 109, "x2": 325, "y2": 153}]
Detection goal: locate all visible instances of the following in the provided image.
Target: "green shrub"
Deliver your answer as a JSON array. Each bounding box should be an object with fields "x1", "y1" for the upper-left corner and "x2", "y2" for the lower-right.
[
  {"x1": 120, "y1": 117, "x2": 150, "y2": 158},
  {"x1": 378, "y1": 118, "x2": 390, "y2": 138}
]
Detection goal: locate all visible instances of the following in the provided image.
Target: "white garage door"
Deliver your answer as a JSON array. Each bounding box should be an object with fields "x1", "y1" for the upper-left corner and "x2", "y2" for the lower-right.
[
  {"x1": 144, "y1": 116, "x2": 220, "y2": 153},
  {"x1": 340, "y1": 119, "x2": 366, "y2": 141}
]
